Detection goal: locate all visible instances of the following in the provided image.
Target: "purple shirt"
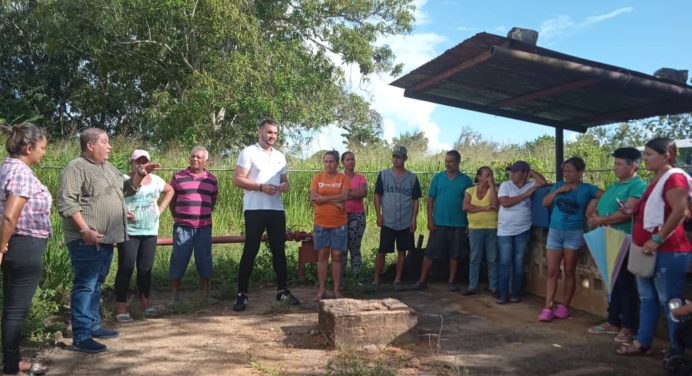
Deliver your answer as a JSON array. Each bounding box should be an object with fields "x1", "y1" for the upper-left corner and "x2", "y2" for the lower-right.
[
  {"x1": 170, "y1": 169, "x2": 218, "y2": 228},
  {"x1": 0, "y1": 158, "x2": 52, "y2": 238}
]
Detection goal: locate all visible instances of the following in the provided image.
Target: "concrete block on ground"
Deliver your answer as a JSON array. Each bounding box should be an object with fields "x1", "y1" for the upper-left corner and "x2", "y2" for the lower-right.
[{"x1": 318, "y1": 298, "x2": 417, "y2": 347}]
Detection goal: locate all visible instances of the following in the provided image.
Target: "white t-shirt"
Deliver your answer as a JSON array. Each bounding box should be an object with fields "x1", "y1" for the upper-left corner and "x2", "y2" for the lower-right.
[
  {"x1": 236, "y1": 143, "x2": 287, "y2": 211},
  {"x1": 497, "y1": 180, "x2": 536, "y2": 236}
]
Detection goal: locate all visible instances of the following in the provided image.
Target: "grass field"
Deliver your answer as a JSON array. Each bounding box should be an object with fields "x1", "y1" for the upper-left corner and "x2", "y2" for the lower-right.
[{"x1": 13, "y1": 135, "x2": 620, "y2": 340}]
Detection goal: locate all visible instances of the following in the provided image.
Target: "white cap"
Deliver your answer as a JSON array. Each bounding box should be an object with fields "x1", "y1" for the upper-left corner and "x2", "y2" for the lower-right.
[{"x1": 130, "y1": 149, "x2": 150, "y2": 162}]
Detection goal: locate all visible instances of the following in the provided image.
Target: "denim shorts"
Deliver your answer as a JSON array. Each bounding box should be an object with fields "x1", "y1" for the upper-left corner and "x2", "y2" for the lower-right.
[
  {"x1": 313, "y1": 224, "x2": 348, "y2": 252},
  {"x1": 546, "y1": 228, "x2": 584, "y2": 251}
]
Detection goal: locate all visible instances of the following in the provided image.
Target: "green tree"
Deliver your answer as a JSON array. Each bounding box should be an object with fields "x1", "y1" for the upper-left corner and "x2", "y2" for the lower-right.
[
  {"x1": 0, "y1": 0, "x2": 415, "y2": 150},
  {"x1": 337, "y1": 94, "x2": 384, "y2": 149},
  {"x1": 391, "y1": 130, "x2": 428, "y2": 155},
  {"x1": 643, "y1": 114, "x2": 692, "y2": 140}
]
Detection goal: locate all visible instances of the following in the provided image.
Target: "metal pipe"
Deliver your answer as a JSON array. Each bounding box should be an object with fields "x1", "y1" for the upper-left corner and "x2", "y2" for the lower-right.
[
  {"x1": 490, "y1": 45, "x2": 692, "y2": 97},
  {"x1": 156, "y1": 231, "x2": 313, "y2": 246},
  {"x1": 555, "y1": 127, "x2": 564, "y2": 181}
]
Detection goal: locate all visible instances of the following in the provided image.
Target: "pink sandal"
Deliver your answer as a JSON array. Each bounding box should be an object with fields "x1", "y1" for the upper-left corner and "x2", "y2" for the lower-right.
[
  {"x1": 553, "y1": 304, "x2": 570, "y2": 319},
  {"x1": 538, "y1": 308, "x2": 554, "y2": 322}
]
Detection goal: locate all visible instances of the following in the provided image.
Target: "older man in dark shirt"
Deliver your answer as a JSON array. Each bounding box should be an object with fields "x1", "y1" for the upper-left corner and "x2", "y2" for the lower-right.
[{"x1": 58, "y1": 128, "x2": 157, "y2": 353}]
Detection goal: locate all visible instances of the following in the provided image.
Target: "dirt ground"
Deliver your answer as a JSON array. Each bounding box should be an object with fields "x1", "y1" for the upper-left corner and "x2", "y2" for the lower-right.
[{"x1": 37, "y1": 284, "x2": 665, "y2": 376}]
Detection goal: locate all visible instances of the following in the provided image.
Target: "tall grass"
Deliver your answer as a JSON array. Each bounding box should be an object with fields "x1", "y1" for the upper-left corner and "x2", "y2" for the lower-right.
[{"x1": 12, "y1": 135, "x2": 620, "y2": 339}]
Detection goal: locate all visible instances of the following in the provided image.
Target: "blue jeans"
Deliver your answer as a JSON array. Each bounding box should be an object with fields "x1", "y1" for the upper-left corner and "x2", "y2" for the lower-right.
[
  {"x1": 497, "y1": 230, "x2": 531, "y2": 300},
  {"x1": 469, "y1": 229, "x2": 498, "y2": 291},
  {"x1": 169, "y1": 224, "x2": 213, "y2": 280},
  {"x1": 635, "y1": 251, "x2": 691, "y2": 353},
  {"x1": 68, "y1": 240, "x2": 114, "y2": 343}
]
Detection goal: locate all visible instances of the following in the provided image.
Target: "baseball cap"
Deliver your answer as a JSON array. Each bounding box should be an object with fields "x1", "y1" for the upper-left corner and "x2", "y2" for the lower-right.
[
  {"x1": 611, "y1": 147, "x2": 641, "y2": 160},
  {"x1": 130, "y1": 149, "x2": 151, "y2": 162},
  {"x1": 392, "y1": 146, "x2": 408, "y2": 158},
  {"x1": 506, "y1": 160, "x2": 531, "y2": 172}
]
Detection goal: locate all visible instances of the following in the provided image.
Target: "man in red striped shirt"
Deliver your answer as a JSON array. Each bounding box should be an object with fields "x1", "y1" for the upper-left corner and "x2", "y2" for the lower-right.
[{"x1": 168, "y1": 147, "x2": 219, "y2": 305}]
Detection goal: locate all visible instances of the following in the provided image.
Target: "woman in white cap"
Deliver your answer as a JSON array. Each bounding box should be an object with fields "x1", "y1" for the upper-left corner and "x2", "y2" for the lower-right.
[{"x1": 114, "y1": 149, "x2": 174, "y2": 322}]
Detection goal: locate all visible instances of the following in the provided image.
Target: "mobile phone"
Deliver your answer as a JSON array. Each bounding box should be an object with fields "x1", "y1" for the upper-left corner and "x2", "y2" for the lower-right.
[
  {"x1": 616, "y1": 197, "x2": 633, "y2": 214},
  {"x1": 615, "y1": 197, "x2": 625, "y2": 208}
]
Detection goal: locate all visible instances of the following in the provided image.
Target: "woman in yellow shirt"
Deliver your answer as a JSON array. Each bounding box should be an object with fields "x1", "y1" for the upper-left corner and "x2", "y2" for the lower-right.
[{"x1": 463, "y1": 167, "x2": 499, "y2": 296}]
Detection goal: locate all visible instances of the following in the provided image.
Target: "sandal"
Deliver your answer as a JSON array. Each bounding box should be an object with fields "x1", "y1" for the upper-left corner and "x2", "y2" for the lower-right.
[
  {"x1": 538, "y1": 308, "x2": 554, "y2": 322},
  {"x1": 20, "y1": 359, "x2": 48, "y2": 375},
  {"x1": 588, "y1": 323, "x2": 620, "y2": 334},
  {"x1": 614, "y1": 331, "x2": 635, "y2": 342},
  {"x1": 115, "y1": 312, "x2": 134, "y2": 323},
  {"x1": 143, "y1": 307, "x2": 159, "y2": 317},
  {"x1": 553, "y1": 304, "x2": 570, "y2": 319},
  {"x1": 616, "y1": 341, "x2": 651, "y2": 356}
]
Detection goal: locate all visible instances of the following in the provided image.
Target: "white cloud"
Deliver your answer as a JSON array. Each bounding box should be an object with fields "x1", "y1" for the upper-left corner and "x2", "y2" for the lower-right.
[
  {"x1": 367, "y1": 31, "x2": 450, "y2": 153},
  {"x1": 302, "y1": 1, "x2": 450, "y2": 156},
  {"x1": 584, "y1": 7, "x2": 633, "y2": 24},
  {"x1": 492, "y1": 25, "x2": 507, "y2": 34},
  {"x1": 412, "y1": 0, "x2": 430, "y2": 26},
  {"x1": 382, "y1": 118, "x2": 396, "y2": 143},
  {"x1": 456, "y1": 25, "x2": 478, "y2": 32},
  {"x1": 539, "y1": 7, "x2": 633, "y2": 45},
  {"x1": 539, "y1": 15, "x2": 574, "y2": 41},
  {"x1": 311, "y1": 124, "x2": 348, "y2": 154}
]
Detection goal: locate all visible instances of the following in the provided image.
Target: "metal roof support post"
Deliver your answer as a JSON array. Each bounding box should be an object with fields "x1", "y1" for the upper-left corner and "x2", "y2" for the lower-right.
[{"x1": 555, "y1": 127, "x2": 564, "y2": 181}]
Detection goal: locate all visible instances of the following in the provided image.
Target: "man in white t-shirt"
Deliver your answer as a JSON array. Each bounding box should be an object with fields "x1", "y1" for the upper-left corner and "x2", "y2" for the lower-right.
[
  {"x1": 496, "y1": 161, "x2": 546, "y2": 304},
  {"x1": 231, "y1": 119, "x2": 300, "y2": 311}
]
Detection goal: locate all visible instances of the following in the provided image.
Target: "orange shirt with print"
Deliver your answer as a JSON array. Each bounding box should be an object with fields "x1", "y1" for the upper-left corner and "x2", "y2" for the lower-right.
[{"x1": 310, "y1": 172, "x2": 351, "y2": 228}]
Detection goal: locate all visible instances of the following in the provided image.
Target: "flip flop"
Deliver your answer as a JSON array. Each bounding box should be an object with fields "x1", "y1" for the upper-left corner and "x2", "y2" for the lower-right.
[
  {"x1": 614, "y1": 332, "x2": 635, "y2": 342},
  {"x1": 115, "y1": 312, "x2": 134, "y2": 323},
  {"x1": 588, "y1": 324, "x2": 619, "y2": 334},
  {"x1": 20, "y1": 359, "x2": 49, "y2": 375},
  {"x1": 616, "y1": 342, "x2": 651, "y2": 356}
]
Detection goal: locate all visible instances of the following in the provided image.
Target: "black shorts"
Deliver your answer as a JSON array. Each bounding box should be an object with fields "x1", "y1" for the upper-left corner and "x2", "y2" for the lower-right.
[
  {"x1": 425, "y1": 226, "x2": 468, "y2": 260},
  {"x1": 378, "y1": 226, "x2": 415, "y2": 253}
]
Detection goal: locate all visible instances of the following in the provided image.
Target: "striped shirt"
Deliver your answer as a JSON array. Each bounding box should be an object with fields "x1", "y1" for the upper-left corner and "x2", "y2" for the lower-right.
[
  {"x1": 57, "y1": 156, "x2": 138, "y2": 244},
  {"x1": 0, "y1": 158, "x2": 52, "y2": 238},
  {"x1": 170, "y1": 169, "x2": 217, "y2": 228}
]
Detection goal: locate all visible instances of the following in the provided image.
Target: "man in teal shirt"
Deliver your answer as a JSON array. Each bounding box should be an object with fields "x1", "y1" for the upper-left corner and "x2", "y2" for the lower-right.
[
  {"x1": 587, "y1": 147, "x2": 647, "y2": 342},
  {"x1": 413, "y1": 150, "x2": 473, "y2": 291}
]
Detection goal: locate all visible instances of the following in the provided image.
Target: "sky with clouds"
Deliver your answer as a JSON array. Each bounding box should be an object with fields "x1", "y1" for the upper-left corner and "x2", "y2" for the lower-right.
[{"x1": 305, "y1": 0, "x2": 692, "y2": 156}]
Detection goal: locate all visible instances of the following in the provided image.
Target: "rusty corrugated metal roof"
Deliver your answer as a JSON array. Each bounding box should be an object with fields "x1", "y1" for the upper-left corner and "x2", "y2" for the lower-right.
[{"x1": 390, "y1": 32, "x2": 692, "y2": 132}]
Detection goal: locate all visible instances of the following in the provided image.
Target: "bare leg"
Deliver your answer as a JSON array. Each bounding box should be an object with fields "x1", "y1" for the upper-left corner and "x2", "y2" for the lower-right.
[
  {"x1": 199, "y1": 278, "x2": 210, "y2": 294},
  {"x1": 139, "y1": 294, "x2": 149, "y2": 311},
  {"x1": 562, "y1": 250, "x2": 579, "y2": 307},
  {"x1": 170, "y1": 279, "x2": 181, "y2": 299},
  {"x1": 374, "y1": 253, "x2": 386, "y2": 286},
  {"x1": 545, "y1": 250, "x2": 563, "y2": 309},
  {"x1": 419, "y1": 256, "x2": 433, "y2": 283},
  {"x1": 448, "y1": 258, "x2": 459, "y2": 283},
  {"x1": 115, "y1": 301, "x2": 128, "y2": 315},
  {"x1": 395, "y1": 251, "x2": 406, "y2": 283},
  {"x1": 331, "y1": 250, "x2": 343, "y2": 298},
  {"x1": 317, "y1": 248, "x2": 330, "y2": 298}
]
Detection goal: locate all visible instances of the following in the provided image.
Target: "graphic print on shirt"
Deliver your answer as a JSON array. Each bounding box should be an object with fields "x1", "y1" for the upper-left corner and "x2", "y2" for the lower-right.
[{"x1": 556, "y1": 193, "x2": 579, "y2": 215}]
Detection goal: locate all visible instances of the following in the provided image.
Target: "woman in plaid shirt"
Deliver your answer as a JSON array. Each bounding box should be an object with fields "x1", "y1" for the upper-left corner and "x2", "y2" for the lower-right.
[{"x1": 0, "y1": 123, "x2": 51, "y2": 376}]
